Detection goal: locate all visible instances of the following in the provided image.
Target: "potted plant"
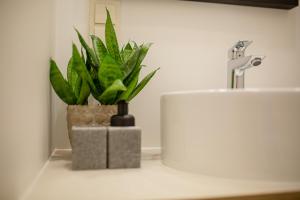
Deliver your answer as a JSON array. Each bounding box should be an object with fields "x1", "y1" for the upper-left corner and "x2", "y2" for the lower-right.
[
  {"x1": 76, "y1": 9, "x2": 159, "y2": 106},
  {"x1": 50, "y1": 9, "x2": 158, "y2": 147},
  {"x1": 50, "y1": 44, "x2": 117, "y2": 146}
]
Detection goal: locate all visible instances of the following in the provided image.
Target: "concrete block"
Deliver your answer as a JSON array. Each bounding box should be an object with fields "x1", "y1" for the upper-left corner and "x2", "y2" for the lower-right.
[
  {"x1": 72, "y1": 126, "x2": 107, "y2": 170},
  {"x1": 108, "y1": 127, "x2": 141, "y2": 169}
]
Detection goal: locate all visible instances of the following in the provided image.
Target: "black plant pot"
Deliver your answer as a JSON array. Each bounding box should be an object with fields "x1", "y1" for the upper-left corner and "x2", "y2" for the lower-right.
[{"x1": 110, "y1": 101, "x2": 135, "y2": 126}]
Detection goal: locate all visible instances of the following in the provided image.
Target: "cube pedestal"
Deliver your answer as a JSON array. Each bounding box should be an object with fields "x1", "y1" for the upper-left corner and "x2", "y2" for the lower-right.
[
  {"x1": 72, "y1": 126, "x2": 107, "y2": 170},
  {"x1": 108, "y1": 127, "x2": 141, "y2": 169}
]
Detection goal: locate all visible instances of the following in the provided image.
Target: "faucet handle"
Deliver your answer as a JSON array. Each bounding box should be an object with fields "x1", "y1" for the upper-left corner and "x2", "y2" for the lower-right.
[
  {"x1": 228, "y1": 40, "x2": 253, "y2": 60},
  {"x1": 235, "y1": 40, "x2": 253, "y2": 49}
]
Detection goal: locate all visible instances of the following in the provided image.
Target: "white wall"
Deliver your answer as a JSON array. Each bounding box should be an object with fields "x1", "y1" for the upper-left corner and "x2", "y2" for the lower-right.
[
  {"x1": 0, "y1": 1, "x2": 53, "y2": 199},
  {"x1": 52, "y1": 0, "x2": 300, "y2": 149}
]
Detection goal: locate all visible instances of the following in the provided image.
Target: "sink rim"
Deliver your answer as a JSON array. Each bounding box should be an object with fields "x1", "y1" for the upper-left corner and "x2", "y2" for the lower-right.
[
  {"x1": 162, "y1": 88, "x2": 300, "y2": 96},
  {"x1": 161, "y1": 87, "x2": 300, "y2": 181}
]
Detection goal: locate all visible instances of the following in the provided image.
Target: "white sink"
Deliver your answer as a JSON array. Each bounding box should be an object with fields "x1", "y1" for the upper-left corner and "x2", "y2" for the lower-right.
[{"x1": 161, "y1": 89, "x2": 300, "y2": 181}]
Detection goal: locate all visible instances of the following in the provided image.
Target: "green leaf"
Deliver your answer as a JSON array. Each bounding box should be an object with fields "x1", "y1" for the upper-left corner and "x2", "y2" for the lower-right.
[
  {"x1": 89, "y1": 67, "x2": 98, "y2": 80},
  {"x1": 90, "y1": 67, "x2": 103, "y2": 94},
  {"x1": 85, "y1": 48, "x2": 94, "y2": 71},
  {"x1": 98, "y1": 55, "x2": 124, "y2": 89},
  {"x1": 74, "y1": 76, "x2": 82, "y2": 98},
  {"x1": 124, "y1": 42, "x2": 133, "y2": 51},
  {"x1": 120, "y1": 42, "x2": 133, "y2": 62},
  {"x1": 136, "y1": 43, "x2": 152, "y2": 67},
  {"x1": 76, "y1": 80, "x2": 90, "y2": 105},
  {"x1": 67, "y1": 57, "x2": 73, "y2": 83},
  {"x1": 91, "y1": 35, "x2": 107, "y2": 64},
  {"x1": 124, "y1": 65, "x2": 142, "y2": 86},
  {"x1": 50, "y1": 59, "x2": 77, "y2": 104},
  {"x1": 121, "y1": 49, "x2": 133, "y2": 63},
  {"x1": 75, "y1": 28, "x2": 98, "y2": 66},
  {"x1": 105, "y1": 9, "x2": 121, "y2": 63},
  {"x1": 132, "y1": 41, "x2": 139, "y2": 49},
  {"x1": 128, "y1": 68, "x2": 159, "y2": 101},
  {"x1": 123, "y1": 43, "x2": 151, "y2": 85},
  {"x1": 117, "y1": 69, "x2": 139, "y2": 102},
  {"x1": 99, "y1": 79, "x2": 127, "y2": 104},
  {"x1": 120, "y1": 48, "x2": 141, "y2": 79},
  {"x1": 72, "y1": 43, "x2": 97, "y2": 93},
  {"x1": 67, "y1": 57, "x2": 79, "y2": 93},
  {"x1": 81, "y1": 47, "x2": 86, "y2": 63}
]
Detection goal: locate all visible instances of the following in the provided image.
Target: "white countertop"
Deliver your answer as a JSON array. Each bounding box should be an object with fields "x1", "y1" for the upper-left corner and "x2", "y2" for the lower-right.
[{"x1": 24, "y1": 149, "x2": 300, "y2": 200}]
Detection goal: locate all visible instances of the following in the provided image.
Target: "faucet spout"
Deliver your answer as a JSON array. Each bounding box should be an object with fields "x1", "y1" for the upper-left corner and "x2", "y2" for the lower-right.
[{"x1": 227, "y1": 41, "x2": 265, "y2": 89}]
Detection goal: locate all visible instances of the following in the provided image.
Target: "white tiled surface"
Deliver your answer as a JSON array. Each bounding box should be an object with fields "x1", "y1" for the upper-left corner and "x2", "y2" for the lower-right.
[{"x1": 25, "y1": 150, "x2": 300, "y2": 200}]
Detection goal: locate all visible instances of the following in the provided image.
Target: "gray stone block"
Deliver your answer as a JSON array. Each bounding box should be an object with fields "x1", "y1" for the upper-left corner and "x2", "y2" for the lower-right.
[
  {"x1": 108, "y1": 127, "x2": 141, "y2": 169},
  {"x1": 72, "y1": 126, "x2": 107, "y2": 170}
]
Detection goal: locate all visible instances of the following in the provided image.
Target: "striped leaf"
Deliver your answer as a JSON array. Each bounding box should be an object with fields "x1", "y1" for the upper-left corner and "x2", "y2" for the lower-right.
[
  {"x1": 120, "y1": 48, "x2": 140, "y2": 80},
  {"x1": 128, "y1": 68, "x2": 159, "y2": 101},
  {"x1": 98, "y1": 55, "x2": 124, "y2": 89},
  {"x1": 71, "y1": 43, "x2": 97, "y2": 94},
  {"x1": 116, "y1": 68, "x2": 140, "y2": 102},
  {"x1": 105, "y1": 9, "x2": 121, "y2": 63},
  {"x1": 100, "y1": 79, "x2": 127, "y2": 105},
  {"x1": 75, "y1": 28, "x2": 99, "y2": 67},
  {"x1": 76, "y1": 80, "x2": 90, "y2": 105},
  {"x1": 67, "y1": 57, "x2": 79, "y2": 94},
  {"x1": 50, "y1": 59, "x2": 77, "y2": 104},
  {"x1": 91, "y1": 35, "x2": 107, "y2": 64}
]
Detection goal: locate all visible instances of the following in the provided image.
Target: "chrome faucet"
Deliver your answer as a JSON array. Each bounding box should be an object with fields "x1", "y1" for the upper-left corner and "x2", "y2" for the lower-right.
[{"x1": 227, "y1": 41, "x2": 265, "y2": 89}]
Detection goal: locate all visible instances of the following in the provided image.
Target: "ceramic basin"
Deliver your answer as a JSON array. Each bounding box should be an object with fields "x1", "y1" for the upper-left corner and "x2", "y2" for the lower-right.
[{"x1": 161, "y1": 89, "x2": 300, "y2": 181}]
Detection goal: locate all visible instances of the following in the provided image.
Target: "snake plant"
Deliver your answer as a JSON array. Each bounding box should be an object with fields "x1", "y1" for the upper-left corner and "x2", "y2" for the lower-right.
[
  {"x1": 50, "y1": 9, "x2": 158, "y2": 105},
  {"x1": 50, "y1": 43, "x2": 92, "y2": 105}
]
